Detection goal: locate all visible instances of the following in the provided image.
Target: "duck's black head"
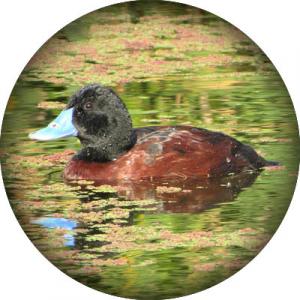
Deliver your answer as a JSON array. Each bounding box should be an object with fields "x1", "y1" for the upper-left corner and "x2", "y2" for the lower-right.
[{"x1": 29, "y1": 84, "x2": 137, "y2": 162}]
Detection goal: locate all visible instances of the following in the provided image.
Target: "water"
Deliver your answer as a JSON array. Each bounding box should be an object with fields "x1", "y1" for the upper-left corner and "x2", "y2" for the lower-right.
[{"x1": 1, "y1": 2, "x2": 299, "y2": 299}]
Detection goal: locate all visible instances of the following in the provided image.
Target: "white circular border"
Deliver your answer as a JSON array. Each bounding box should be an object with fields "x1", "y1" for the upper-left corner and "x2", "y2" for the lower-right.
[{"x1": 0, "y1": 1, "x2": 299, "y2": 299}]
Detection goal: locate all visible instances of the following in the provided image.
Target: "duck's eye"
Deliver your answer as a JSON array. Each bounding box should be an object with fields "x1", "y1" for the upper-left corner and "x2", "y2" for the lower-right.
[{"x1": 84, "y1": 102, "x2": 92, "y2": 110}]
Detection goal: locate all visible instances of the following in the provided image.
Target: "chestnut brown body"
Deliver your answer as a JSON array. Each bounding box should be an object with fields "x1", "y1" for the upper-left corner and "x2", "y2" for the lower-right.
[{"x1": 64, "y1": 126, "x2": 267, "y2": 181}]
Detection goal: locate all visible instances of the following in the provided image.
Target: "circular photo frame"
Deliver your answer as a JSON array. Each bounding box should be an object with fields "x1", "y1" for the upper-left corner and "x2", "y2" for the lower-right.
[{"x1": 1, "y1": 1, "x2": 299, "y2": 299}]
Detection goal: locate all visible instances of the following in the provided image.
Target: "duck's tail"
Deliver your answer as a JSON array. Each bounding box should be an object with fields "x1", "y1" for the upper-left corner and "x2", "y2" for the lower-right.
[
  {"x1": 262, "y1": 159, "x2": 280, "y2": 167},
  {"x1": 238, "y1": 143, "x2": 279, "y2": 169}
]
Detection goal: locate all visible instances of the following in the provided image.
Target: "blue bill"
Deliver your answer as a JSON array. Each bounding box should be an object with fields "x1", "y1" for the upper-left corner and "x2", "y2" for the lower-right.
[{"x1": 29, "y1": 107, "x2": 78, "y2": 141}]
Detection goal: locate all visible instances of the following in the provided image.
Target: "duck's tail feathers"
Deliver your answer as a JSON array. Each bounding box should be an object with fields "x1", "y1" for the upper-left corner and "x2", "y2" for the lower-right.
[
  {"x1": 262, "y1": 159, "x2": 280, "y2": 167},
  {"x1": 237, "y1": 143, "x2": 279, "y2": 168}
]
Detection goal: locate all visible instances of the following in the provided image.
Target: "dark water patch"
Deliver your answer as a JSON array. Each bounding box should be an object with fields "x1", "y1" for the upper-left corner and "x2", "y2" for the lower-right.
[
  {"x1": 18, "y1": 79, "x2": 67, "y2": 92},
  {"x1": 84, "y1": 59, "x2": 98, "y2": 64}
]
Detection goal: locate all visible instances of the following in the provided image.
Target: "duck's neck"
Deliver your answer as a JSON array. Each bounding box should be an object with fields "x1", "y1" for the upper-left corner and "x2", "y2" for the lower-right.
[{"x1": 73, "y1": 130, "x2": 137, "y2": 162}]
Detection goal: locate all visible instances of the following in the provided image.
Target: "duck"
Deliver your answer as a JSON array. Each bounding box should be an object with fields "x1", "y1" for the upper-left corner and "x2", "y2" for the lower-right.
[{"x1": 29, "y1": 83, "x2": 277, "y2": 182}]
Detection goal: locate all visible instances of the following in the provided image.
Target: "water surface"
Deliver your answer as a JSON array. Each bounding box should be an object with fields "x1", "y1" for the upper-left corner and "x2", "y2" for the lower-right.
[{"x1": 1, "y1": 2, "x2": 299, "y2": 299}]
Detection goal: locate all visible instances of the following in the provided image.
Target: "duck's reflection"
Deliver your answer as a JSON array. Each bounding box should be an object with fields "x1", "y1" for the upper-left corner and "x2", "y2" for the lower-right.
[{"x1": 75, "y1": 170, "x2": 260, "y2": 214}]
